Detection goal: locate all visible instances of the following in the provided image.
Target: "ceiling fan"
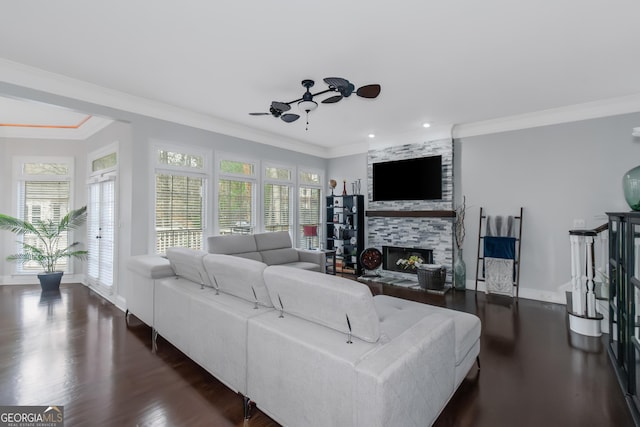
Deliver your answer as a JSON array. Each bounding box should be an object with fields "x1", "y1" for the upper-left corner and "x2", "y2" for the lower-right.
[{"x1": 250, "y1": 77, "x2": 381, "y2": 130}]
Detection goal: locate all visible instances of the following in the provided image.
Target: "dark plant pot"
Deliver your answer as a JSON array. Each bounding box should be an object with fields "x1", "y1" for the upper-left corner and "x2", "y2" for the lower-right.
[{"x1": 37, "y1": 271, "x2": 64, "y2": 292}]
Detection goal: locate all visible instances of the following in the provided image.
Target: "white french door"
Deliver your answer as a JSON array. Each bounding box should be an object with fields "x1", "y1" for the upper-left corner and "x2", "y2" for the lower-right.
[{"x1": 87, "y1": 177, "x2": 115, "y2": 290}]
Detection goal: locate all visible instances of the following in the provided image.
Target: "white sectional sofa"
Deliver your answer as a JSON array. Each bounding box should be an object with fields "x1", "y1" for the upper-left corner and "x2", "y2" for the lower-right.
[{"x1": 126, "y1": 247, "x2": 481, "y2": 426}]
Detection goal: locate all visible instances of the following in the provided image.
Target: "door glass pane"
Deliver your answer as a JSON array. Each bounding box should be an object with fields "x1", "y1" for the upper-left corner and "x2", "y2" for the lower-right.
[{"x1": 87, "y1": 180, "x2": 115, "y2": 288}]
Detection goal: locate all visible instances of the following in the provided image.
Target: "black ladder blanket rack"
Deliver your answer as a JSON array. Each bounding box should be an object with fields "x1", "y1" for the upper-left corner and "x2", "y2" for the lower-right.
[{"x1": 474, "y1": 207, "x2": 523, "y2": 300}]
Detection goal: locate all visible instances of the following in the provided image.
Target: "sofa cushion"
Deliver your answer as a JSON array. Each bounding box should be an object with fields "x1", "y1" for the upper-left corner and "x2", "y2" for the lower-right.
[
  {"x1": 202, "y1": 254, "x2": 273, "y2": 307},
  {"x1": 260, "y1": 247, "x2": 299, "y2": 266},
  {"x1": 208, "y1": 234, "x2": 259, "y2": 256},
  {"x1": 374, "y1": 295, "x2": 481, "y2": 366},
  {"x1": 127, "y1": 255, "x2": 175, "y2": 279},
  {"x1": 166, "y1": 247, "x2": 211, "y2": 287},
  {"x1": 230, "y1": 251, "x2": 263, "y2": 262},
  {"x1": 372, "y1": 295, "x2": 439, "y2": 343},
  {"x1": 254, "y1": 230, "x2": 292, "y2": 251},
  {"x1": 263, "y1": 266, "x2": 380, "y2": 343},
  {"x1": 280, "y1": 261, "x2": 321, "y2": 272}
]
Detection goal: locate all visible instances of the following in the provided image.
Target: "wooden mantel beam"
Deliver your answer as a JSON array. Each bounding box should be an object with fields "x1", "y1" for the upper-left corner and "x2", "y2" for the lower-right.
[{"x1": 365, "y1": 210, "x2": 456, "y2": 218}]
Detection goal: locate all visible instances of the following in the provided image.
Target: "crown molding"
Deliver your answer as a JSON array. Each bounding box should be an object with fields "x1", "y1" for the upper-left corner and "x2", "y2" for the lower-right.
[
  {"x1": 325, "y1": 141, "x2": 369, "y2": 158},
  {"x1": 453, "y1": 93, "x2": 640, "y2": 139},
  {"x1": 0, "y1": 59, "x2": 329, "y2": 157}
]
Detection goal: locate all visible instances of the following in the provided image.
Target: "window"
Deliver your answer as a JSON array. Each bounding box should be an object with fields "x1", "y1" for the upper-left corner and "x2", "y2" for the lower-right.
[
  {"x1": 154, "y1": 147, "x2": 207, "y2": 253},
  {"x1": 13, "y1": 157, "x2": 73, "y2": 272},
  {"x1": 298, "y1": 169, "x2": 323, "y2": 249},
  {"x1": 263, "y1": 165, "x2": 293, "y2": 233},
  {"x1": 91, "y1": 152, "x2": 117, "y2": 172},
  {"x1": 217, "y1": 157, "x2": 257, "y2": 235}
]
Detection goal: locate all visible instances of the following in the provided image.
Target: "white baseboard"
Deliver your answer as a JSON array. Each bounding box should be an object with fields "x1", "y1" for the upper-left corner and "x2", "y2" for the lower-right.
[
  {"x1": 1, "y1": 273, "x2": 84, "y2": 285},
  {"x1": 468, "y1": 280, "x2": 566, "y2": 305}
]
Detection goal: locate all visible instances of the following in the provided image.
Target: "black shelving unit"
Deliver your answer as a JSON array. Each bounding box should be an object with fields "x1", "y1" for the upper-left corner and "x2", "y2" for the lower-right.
[
  {"x1": 325, "y1": 195, "x2": 364, "y2": 275},
  {"x1": 607, "y1": 211, "x2": 640, "y2": 426}
]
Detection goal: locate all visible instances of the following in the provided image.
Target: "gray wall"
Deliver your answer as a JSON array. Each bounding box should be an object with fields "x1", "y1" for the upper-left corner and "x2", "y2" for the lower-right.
[
  {"x1": 455, "y1": 112, "x2": 640, "y2": 301},
  {"x1": 326, "y1": 153, "x2": 368, "y2": 199}
]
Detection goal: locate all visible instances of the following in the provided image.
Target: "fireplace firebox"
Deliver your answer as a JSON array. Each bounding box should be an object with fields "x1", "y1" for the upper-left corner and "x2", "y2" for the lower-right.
[{"x1": 382, "y1": 246, "x2": 433, "y2": 275}]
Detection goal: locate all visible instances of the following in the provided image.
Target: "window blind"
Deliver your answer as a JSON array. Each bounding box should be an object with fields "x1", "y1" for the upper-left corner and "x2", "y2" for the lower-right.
[
  {"x1": 264, "y1": 183, "x2": 291, "y2": 233},
  {"x1": 298, "y1": 187, "x2": 321, "y2": 248},
  {"x1": 87, "y1": 179, "x2": 115, "y2": 287},
  {"x1": 155, "y1": 173, "x2": 204, "y2": 253},
  {"x1": 18, "y1": 180, "x2": 71, "y2": 272},
  {"x1": 218, "y1": 179, "x2": 253, "y2": 234}
]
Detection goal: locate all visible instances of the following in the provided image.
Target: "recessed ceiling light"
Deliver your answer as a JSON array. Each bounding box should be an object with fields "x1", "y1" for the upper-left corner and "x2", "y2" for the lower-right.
[
  {"x1": 423, "y1": 123, "x2": 431, "y2": 128},
  {"x1": 368, "y1": 133, "x2": 375, "y2": 138}
]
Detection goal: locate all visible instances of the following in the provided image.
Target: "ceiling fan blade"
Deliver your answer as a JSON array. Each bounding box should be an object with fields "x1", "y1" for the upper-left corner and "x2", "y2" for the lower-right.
[
  {"x1": 271, "y1": 101, "x2": 290, "y2": 112},
  {"x1": 281, "y1": 114, "x2": 300, "y2": 123},
  {"x1": 322, "y1": 95, "x2": 343, "y2": 104},
  {"x1": 356, "y1": 84, "x2": 381, "y2": 98},
  {"x1": 323, "y1": 77, "x2": 350, "y2": 90},
  {"x1": 249, "y1": 112, "x2": 270, "y2": 116}
]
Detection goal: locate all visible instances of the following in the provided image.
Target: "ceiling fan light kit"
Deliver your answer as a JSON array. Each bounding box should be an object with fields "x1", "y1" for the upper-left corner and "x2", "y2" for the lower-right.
[
  {"x1": 250, "y1": 77, "x2": 381, "y2": 130},
  {"x1": 298, "y1": 100, "x2": 318, "y2": 113}
]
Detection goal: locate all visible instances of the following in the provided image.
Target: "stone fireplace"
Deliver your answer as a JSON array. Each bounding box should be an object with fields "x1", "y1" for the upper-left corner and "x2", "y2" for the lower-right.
[{"x1": 366, "y1": 138, "x2": 454, "y2": 283}]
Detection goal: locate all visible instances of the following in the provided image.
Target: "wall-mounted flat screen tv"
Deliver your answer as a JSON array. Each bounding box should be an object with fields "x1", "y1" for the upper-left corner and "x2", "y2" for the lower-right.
[{"x1": 372, "y1": 155, "x2": 442, "y2": 201}]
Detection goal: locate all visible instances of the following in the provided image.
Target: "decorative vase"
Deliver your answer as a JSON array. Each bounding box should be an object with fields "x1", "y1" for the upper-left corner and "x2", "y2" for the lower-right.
[
  {"x1": 342, "y1": 180, "x2": 347, "y2": 196},
  {"x1": 623, "y1": 165, "x2": 640, "y2": 211},
  {"x1": 453, "y1": 250, "x2": 466, "y2": 290}
]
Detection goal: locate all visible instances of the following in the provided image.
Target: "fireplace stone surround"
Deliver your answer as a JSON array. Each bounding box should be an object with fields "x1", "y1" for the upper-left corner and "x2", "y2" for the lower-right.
[{"x1": 366, "y1": 138, "x2": 454, "y2": 283}]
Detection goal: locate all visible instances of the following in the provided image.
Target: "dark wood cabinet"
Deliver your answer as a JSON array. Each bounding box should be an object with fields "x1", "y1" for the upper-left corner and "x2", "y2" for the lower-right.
[
  {"x1": 325, "y1": 195, "x2": 364, "y2": 275},
  {"x1": 608, "y1": 211, "x2": 640, "y2": 426}
]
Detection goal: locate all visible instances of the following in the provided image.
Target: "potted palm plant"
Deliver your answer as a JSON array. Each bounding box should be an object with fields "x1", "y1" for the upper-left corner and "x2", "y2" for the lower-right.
[{"x1": 0, "y1": 206, "x2": 88, "y2": 291}]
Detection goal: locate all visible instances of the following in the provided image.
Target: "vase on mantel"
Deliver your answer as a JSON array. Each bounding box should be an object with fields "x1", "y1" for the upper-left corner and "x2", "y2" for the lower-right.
[{"x1": 453, "y1": 249, "x2": 466, "y2": 291}]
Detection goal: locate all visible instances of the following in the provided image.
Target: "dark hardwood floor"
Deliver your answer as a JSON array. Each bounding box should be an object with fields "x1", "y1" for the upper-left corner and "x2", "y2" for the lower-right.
[{"x1": 0, "y1": 282, "x2": 633, "y2": 426}]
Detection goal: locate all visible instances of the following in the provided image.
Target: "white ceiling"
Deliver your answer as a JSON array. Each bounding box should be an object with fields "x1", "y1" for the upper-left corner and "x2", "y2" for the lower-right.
[{"x1": 1, "y1": 1, "x2": 640, "y2": 156}]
